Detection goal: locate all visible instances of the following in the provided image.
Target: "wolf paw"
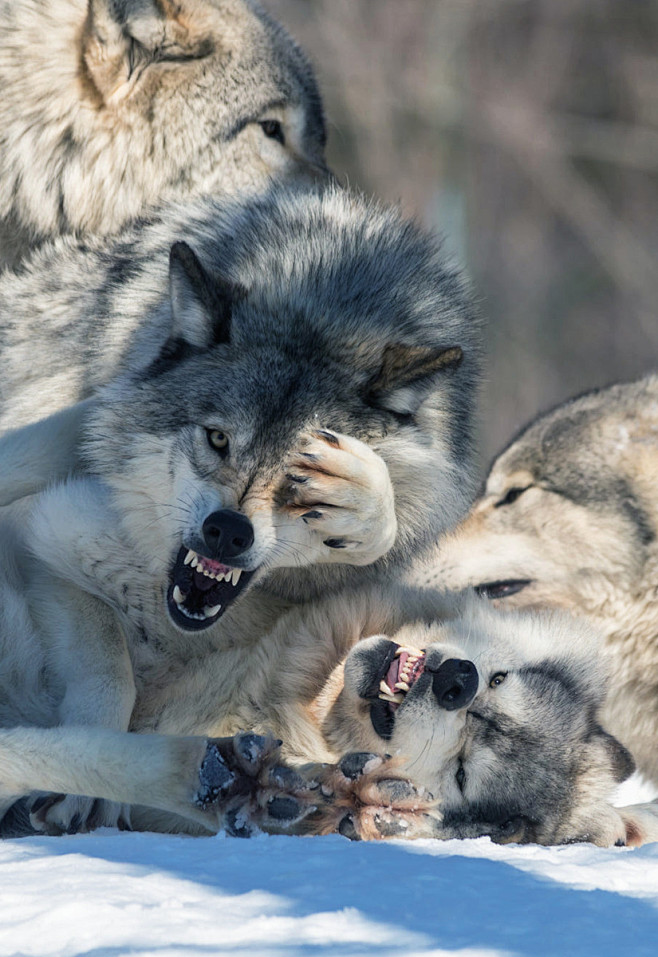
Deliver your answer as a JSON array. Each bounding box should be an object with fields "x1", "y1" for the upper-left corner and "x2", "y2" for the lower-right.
[
  {"x1": 28, "y1": 793, "x2": 131, "y2": 836},
  {"x1": 195, "y1": 732, "x2": 320, "y2": 837},
  {"x1": 283, "y1": 430, "x2": 397, "y2": 566},
  {"x1": 300, "y1": 752, "x2": 444, "y2": 841}
]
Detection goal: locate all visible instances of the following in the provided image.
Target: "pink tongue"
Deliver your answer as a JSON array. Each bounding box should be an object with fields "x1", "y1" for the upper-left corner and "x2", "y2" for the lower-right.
[{"x1": 385, "y1": 652, "x2": 408, "y2": 691}]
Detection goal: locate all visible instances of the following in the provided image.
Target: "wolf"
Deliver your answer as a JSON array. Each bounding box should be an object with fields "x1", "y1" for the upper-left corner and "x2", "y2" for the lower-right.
[
  {"x1": 0, "y1": 0, "x2": 327, "y2": 268},
  {"x1": 416, "y1": 374, "x2": 658, "y2": 789},
  {"x1": 0, "y1": 570, "x2": 655, "y2": 848},
  {"x1": 0, "y1": 184, "x2": 480, "y2": 832}
]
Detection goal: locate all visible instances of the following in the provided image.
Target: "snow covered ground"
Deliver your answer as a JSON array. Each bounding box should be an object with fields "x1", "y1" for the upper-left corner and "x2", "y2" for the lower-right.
[{"x1": 1, "y1": 776, "x2": 657, "y2": 957}]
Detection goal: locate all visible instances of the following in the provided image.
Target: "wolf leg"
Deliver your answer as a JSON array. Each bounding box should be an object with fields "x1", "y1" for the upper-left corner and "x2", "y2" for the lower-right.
[
  {"x1": 0, "y1": 728, "x2": 320, "y2": 837},
  {"x1": 26, "y1": 585, "x2": 137, "y2": 835},
  {"x1": 0, "y1": 400, "x2": 91, "y2": 505},
  {"x1": 283, "y1": 430, "x2": 397, "y2": 566}
]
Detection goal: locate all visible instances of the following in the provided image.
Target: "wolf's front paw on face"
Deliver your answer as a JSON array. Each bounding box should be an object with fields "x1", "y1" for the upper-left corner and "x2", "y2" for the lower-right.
[
  {"x1": 194, "y1": 732, "x2": 319, "y2": 836},
  {"x1": 304, "y1": 752, "x2": 443, "y2": 841},
  {"x1": 28, "y1": 793, "x2": 130, "y2": 836},
  {"x1": 282, "y1": 430, "x2": 397, "y2": 566}
]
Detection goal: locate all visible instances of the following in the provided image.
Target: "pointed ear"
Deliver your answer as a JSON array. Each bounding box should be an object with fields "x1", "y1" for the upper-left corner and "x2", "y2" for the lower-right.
[
  {"x1": 168, "y1": 241, "x2": 245, "y2": 347},
  {"x1": 597, "y1": 727, "x2": 635, "y2": 783},
  {"x1": 83, "y1": 0, "x2": 210, "y2": 103},
  {"x1": 146, "y1": 242, "x2": 244, "y2": 375},
  {"x1": 367, "y1": 344, "x2": 463, "y2": 416}
]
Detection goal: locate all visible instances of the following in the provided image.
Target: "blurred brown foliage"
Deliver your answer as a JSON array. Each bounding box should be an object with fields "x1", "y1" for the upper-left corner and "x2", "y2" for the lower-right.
[{"x1": 268, "y1": 0, "x2": 658, "y2": 465}]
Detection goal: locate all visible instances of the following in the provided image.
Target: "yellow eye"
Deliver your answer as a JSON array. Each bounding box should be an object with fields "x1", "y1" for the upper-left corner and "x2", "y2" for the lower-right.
[
  {"x1": 489, "y1": 672, "x2": 507, "y2": 688},
  {"x1": 207, "y1": 429, "x2": 229, "y2": 452}
]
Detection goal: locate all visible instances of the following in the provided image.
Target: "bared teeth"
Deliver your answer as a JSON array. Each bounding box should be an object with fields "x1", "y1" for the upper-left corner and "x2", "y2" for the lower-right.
[
  {"x1": 378, "y1": 691, "x2": 405, "y2": 704},
  {"x1": 190, "y1": 555, "x2": 199, "y2": 569},
  {"x1": 380, "y1": 680, "x2": 392, "y2": 696},
  {"x1": 395, "y1": 681, "x2": 410, "y2": 692},
  {"x1": 395, "y1": 645, "x2": 424, "y2": 658},
  {"x1": 173, "y1": 585, "x2": 186, "y2": 605},
  {"x1": 203, "y1": 604, "x2": 221, "y2": 618},
  {"x1": 231, "y1": 569, "x2": 242, "y2": 586},
  {"x1": 184, "y1": 550, "x2": 196, "y2": 566}
]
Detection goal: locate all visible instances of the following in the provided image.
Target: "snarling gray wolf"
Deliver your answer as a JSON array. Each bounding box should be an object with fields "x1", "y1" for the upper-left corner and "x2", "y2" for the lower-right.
[
  {"x1": 0, "y1": 569, "x2": 655, "y2": 848},
  {"x1": 0, "y1": 0, "x2": 326, "y2": 267},
  {"x1": 416, "y1": 374, "x2": 658, "y2": 790},
  {"x1": 0, "y1": 183, "x2": 482, "y2": 832}
]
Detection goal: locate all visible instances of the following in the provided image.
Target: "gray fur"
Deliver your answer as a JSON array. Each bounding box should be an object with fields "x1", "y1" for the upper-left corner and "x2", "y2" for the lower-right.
[
  {"x1": 0, "y1": 0, "x2": 326, "y2": 267},
  {"x1": 417, "y1": 373, "x2": 658, "y2": 789}
]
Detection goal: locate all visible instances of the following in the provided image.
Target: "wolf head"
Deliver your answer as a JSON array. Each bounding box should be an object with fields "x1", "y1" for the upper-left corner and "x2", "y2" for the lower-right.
[
  {"x1": 330, "y1": 600, "x2": 636, "y2": 847},
  {"x1": 423, "y1": 376, "x2": 658, "y2": 617},
  {"x1": 83, "y1": 187, "x2": 480, "y2": 632},
  {"x1": 0, "y1": 0, "x2": 326, "y2": 259}
]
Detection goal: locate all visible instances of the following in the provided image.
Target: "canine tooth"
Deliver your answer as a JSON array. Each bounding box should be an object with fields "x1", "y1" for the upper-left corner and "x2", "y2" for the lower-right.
[
  {"x1": 190, "y1": 556, "x2": 199, "y2": 569},
  {"x1": 378, "y1": 691, "x2": 405, "y2": 704},
  {"x1": 184, "y1": 550, "x2": 196, "y2": 566},
  {"x1": 231, "y1": 569, "x2": 242, "y2": 586},
  {"x1": 380, "y1": 680, "x2": 392, "y2": 695},
  {"x1": 204, "y1": 604, "x2": 222, "y2": 618},
  {"x1": 173, "y1": 585, "x2": 186, "y2": 605},
  {"x1": 395, "y1": 681, "x2": 410, "y2": 692}
]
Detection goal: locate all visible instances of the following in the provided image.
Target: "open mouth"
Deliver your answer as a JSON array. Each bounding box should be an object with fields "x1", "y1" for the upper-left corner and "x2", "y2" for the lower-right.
[
  {"x1": 475, "y1": 580, "x2": 532, "y2": 600},
  {"x1": 368, "y1": 643, "x2": 426, "y2": 739},
  {"x1": 166, "y1": 546, "x2": 255, "y2": 632}
]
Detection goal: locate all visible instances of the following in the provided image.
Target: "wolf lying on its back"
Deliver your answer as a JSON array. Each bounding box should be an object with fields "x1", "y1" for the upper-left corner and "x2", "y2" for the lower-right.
[
  {"x1": 0, "y1": 573, "x2": 655, "y2": 848},
  {"x1": 0, "y1": 185, "x2": 479, "y2": 832},
  {"x1": 418, "y1": 375, "x2": 658, "y2": 788},
  {"x1": 0, "y1": 0, "x2": 326, "y2": 267}
]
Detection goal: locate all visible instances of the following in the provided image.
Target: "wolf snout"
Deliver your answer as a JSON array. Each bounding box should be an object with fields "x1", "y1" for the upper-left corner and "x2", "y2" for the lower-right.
[
  {"x1": 201, "y1": 510, "x2": 254, "y2": 561},
  {"x1": 429, "y1": 659, "x2": 478, "y2": 712}
]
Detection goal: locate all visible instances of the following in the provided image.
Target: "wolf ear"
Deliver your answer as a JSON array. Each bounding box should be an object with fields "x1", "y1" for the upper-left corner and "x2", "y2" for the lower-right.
[
  {"x1": 83, "y1": 0, "x2": 212, "y2": 103},
  {"x1": 367, "y1": 344, "x2": 463, "y2": 416},
  {"x1": 167, "y1": 241, "x2": 245, "y2": 349},
  {"x1": 145, "y1": 242, "x2": 244, "y2": 375}
]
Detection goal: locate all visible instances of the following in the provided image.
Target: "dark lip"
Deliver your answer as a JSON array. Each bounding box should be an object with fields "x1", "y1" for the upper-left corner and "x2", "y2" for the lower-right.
[
  {"x1": 475, "y1": 580, "x2": 532, "y2": 600},
  {"x1": 166, "y1": 545, "x2": 257, "y2": 633},
  {"x1": 361, "y1": 641, "x2": 400, "y2": 700}
]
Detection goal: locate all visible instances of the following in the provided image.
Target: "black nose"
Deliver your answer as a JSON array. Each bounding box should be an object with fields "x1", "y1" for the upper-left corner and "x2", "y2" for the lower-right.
[
  {"x1": 201, "y1": 509, "x2": 254, "y2": 561},
  {"x1": 431, "y1": 658, "x2": 478, "y2": 712}
]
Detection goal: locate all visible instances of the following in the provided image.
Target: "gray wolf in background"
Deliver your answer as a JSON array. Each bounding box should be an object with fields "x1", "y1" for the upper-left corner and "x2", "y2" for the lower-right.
[
  {"x1": 0, "y1": 0, "x2": 326, "y2": 267},
  {"x1": 0, "y1": 580, "x2": 654, "y2": 847},
  {"x1": 417, "y1": 374, "x2": 658, "y2": 789},
  {"x1": 0, "y1": 185, "x2": 480, "y2": 832}
]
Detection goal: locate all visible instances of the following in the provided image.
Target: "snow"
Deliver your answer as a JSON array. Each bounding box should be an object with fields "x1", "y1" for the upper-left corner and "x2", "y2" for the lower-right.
[{"x1": 1, "y1": 776, "x2": 657, "y2": 957}]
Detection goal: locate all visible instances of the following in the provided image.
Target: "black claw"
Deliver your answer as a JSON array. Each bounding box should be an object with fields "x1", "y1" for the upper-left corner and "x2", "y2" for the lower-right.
[
  {"x1": 267, "y1": 796, "x2": 302, "y2": 822},
  {"x1": 338, "y1": 814, "x2": 360, "y2": 841},
  {"x1": 285, "y1": 472, "x2": 308, "y2": 484},
  {"x1": 339, "y1": 752, "x2": 382, "y2": 780},
  {"x1": 315, "y1": 430, "x2": 340, "y2": 446},
  {"x1": 195, "y1": 744, "x2": 235, "y2": 808},
  {"x1": 225, "y1": 807, "x2": 256, "y2": 839},
  {"x1": 323, "y1": 538, "x2": 348, "y2": 549}
]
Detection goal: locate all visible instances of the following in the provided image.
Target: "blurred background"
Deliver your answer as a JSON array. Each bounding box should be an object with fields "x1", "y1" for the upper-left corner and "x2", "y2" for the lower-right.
[{"x1": 268, "y1": 0, "x2": 658, "y2": 467}]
